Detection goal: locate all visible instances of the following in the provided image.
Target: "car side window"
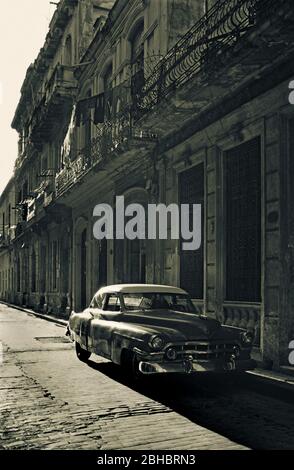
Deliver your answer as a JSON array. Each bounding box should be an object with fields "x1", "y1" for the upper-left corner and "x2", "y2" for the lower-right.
[
  {"x1": 96, "y1": 294, "x2": 105, "y2": 308},
  {"x1": 89, "y1": 296, "x2": 97, "y2": 308},
  {"x1": 89, "y1": 293, "x2": 105, "y2": 308},
  {"x1": 105, "y1": 294, "x2": 121, "y2": 312}
]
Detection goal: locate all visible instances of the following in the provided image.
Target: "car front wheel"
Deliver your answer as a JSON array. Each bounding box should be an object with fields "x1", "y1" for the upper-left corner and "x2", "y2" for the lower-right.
[
  {"x1": 121, "y1": 350, "x2": 142, "y2": 380},
  {"x1": 75, "y1": 341, "x2": 91, "y2": 362}
]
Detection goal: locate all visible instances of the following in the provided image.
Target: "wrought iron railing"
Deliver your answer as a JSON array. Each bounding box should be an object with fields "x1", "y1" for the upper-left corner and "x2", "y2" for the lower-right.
[
  {"x1": 135, "y1": 0, "x2": 277, "y2": 117},
  {"x1": 55, "y1": 118, "x2": 118, "y2": 197},
  {"x1": 55, "y1": 116, "x2": 157, "y2": 198}
]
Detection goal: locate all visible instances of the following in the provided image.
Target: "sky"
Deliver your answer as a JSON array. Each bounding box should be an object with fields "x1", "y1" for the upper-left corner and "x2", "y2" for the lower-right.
[{"x1": 0, "y1": 1, "x2": 58, "y2": 195}]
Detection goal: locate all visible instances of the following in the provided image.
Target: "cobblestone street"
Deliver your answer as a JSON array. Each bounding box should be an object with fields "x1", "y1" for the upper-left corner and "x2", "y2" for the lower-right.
[{"x1": 0, "y1": 304, "x2": 293, "y2": 450}]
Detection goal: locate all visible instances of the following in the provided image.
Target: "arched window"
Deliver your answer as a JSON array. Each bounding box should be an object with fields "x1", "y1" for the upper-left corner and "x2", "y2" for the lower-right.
[{"x1": 64, "y1": 35, "x2": 72, "y2": 66}]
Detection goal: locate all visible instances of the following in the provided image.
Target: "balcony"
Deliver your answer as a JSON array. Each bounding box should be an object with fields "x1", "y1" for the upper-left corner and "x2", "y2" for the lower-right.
[
  {"x1": 134, "y1": 0, "x2": 293, "y2": 131},
  {"x1": 27, "y1": 198, "x2": 37, "y2": 222},
  {"x1": 55, "y1": 117, "x2": 157, "y2": 199},
  {"x1": 0, "y1": 226, "x2": 17, "y2": 250},
  {"x1": 14, "y1": 139, "x2": 42, "y2": 174},
  {"x1": 29, "y1": 64, "x2": 78, "y2": 141},
  {"x1": 30, "y1": 178, "x2": 56, "y2": 220},
  {"x1": 16, "y1": 176, "x2": 56, "y2": 228}
]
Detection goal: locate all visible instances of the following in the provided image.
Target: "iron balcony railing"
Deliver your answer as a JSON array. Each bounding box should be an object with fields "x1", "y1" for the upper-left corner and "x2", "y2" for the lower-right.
[
  {"x1": 55, "y1": 117, "x2": 157, "y2": 198},
  {"x1": 134, "y1": 0, "x2": 278, "y2": 117}
]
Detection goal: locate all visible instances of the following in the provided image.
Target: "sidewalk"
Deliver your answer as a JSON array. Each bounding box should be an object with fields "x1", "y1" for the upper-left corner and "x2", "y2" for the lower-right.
[
  {"x1": 0, "y1": 300, "x2": 68, "y2": 327},
  {"x1": 1, "y1": 300, "x2": 294, "y2": 392}
]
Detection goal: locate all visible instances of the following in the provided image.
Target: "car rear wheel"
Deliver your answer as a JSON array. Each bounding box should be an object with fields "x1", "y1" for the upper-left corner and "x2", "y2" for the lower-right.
[{"x1": 75, "y1": 341, "x2": 91, "y2": 362}]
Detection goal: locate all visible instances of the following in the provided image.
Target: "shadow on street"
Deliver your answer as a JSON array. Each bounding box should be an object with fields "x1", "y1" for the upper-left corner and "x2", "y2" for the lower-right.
[{"x1": 86, "y1": 358, "x2": 294, "y2": 450}]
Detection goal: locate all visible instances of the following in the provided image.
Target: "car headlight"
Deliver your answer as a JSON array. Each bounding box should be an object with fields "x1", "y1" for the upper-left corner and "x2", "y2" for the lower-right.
[
  {"x1": 240, "y1": 330, "x2": 254, "y2": 346},
  {"x1": 165, "y1": 347, "x2": 177, "y2": 361},
  {"x1": 149, "y1": 335, "x2": 165, "y2": 350}
]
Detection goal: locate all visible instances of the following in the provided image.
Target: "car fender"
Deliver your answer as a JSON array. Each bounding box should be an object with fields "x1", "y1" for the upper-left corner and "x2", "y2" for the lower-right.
[{"x1": 110, "y1": 332, "x2": 143, "y2": 365}]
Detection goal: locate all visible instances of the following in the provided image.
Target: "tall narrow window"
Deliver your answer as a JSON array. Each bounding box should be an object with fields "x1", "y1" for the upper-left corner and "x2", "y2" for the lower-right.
[
  {"x1": 103, "y1": 65, "x2": 113, "y2": 121},
  {"x1": 16, "y1": 257, "x2": 20, "y2": 292},
  {"x1": 99, "y1": 239, "x2": 107, "y2": 287},
  {"x1": 126, "y1": 238, "x2": 146, "y2": 283},
  {"x1": 64, "y1": 35, "x2": 72, "y2": 66},
  {"x1": 61, "y1": 244, "x2": 69, "y2": 293},
  {"x1": 84, "y1": 89, "x2": 92, "y2": 157},
  {"x1": 130, "y1": 22, "x2": 144, "y2": 114},
  {"x1": 31, "y1": 249, "x2": 36, "y2": 293},
  {"x1": 40, "y1": 246, "x2": 46, "y2": 293},
  {"x1": 52, "y1": 241, "x2": 58, "y2": 291},
  {"x1": 225, "y1": 137, "x2": 261, "y2": 302},
  {"x1": 22, "y1": 180, "x2": 28, "y2": 200},
  {"x1": 131, "y1": 22, "x2": 144, "y2": 76},
  {"x1": 179, "y1": 164, "x2": 204, "y2": 298},
  {"x1": 80, "y1": 229, "x2": 87, "y2": 309}
]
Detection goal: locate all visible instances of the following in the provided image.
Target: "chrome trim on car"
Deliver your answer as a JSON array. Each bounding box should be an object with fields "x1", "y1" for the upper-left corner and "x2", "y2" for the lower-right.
[
  {"x1": 138, "y1": 358, "x2": 256, "y2": 375},
  {"x1": 161, "y1": 340, "x2": 241, "y2": 361}
]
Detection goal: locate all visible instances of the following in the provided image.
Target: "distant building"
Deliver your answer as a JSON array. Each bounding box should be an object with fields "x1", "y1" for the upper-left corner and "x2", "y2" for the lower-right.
[
  {"x1": 1, "y1": 0, "x2": 294, "y2": 368},
  {"x1": 0, "y1": 178, "x2": 17, "y2": 302}
]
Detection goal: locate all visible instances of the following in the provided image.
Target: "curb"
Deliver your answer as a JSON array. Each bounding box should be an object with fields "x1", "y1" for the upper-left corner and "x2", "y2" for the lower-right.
[
  {"x1": 246, "y1": 368, "x2": 294, "y2": 390},
  {"x1": 0, "y1": 301, "x2": 68, "y2": 327},
  {"x1": 243, "y1": 369, "x2": 294, "y2": 404}
]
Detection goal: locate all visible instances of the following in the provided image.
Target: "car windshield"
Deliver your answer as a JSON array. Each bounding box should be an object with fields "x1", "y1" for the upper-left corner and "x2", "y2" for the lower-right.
[{"x1": 122, "y1": 293, "x2": 196, "y2": 313}]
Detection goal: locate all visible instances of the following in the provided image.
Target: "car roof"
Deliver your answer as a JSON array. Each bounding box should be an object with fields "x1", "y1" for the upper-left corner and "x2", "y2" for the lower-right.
[{"x1": 95, "y1": 284, "x2": 188, "y2": 295}]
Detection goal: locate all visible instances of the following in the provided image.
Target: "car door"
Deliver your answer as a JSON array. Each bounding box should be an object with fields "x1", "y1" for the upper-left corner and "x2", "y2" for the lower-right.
[
  {"x1": 89, "y1": 293, "x2": 122, "y2": 358},
  {"x1": 85, "y1": 293, "x2": 105, "y2": 352},
  {"x1": 79, "y1": 307, "x2": 94, "y2": 350}
]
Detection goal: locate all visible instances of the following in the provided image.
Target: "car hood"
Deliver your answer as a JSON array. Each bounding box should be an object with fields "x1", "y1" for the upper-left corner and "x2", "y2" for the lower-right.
[{"x1": 122, "y1": 309, "x2": 225, "y2": 341}]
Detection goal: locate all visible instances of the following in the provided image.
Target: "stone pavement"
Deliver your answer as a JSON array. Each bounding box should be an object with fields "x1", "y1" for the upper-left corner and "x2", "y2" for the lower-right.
[{"x1": 0, "y1": 303, "x2": 293, "y2": 450}]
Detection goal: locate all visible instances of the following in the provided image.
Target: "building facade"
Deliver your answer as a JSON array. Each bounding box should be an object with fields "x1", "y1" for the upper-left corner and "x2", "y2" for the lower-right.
[
  {"x1": 1, "y1": 0, "x2": 294, "y2": 369},
  {"x1": 0, "y1": 178, "x2": 17, "y2": 302}
]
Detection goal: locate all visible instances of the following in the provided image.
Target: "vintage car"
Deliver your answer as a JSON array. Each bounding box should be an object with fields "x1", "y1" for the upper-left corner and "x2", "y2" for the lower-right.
[{"x1": 68, "y1": 284, "x2": 256, "y2": 377}]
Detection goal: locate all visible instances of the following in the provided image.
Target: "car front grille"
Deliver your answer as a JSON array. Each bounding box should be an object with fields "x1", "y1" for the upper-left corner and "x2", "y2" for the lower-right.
[{"x1": 173, "y1": 342, "x2": 237, "y2": 361}]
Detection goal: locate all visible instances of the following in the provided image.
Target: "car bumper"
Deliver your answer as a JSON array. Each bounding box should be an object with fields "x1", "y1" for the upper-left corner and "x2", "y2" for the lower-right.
[{"x1": 138, "y1": 357, "x2": 256, "y2": 375}]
